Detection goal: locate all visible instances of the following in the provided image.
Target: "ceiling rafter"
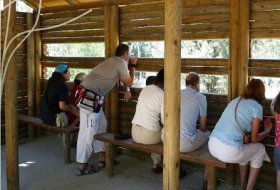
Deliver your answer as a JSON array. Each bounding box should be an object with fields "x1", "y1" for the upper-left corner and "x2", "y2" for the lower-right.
[{"x1": 66, "y1": 0, "x2": 79, "y2": 5}]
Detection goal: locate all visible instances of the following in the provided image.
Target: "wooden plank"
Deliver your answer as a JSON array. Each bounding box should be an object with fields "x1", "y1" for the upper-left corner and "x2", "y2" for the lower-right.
[
  {"x1": 249, "y1": 68, "x2": 280, "y2": 77},
  {"x1": 41, "y1": 0, "x2": 164, "y2": 13},
  {"x1": 251, "y1": 30, "x2": 280, "y2": 38},
  {"x1": 183, "y1": 0, "x2": 228, "y2": 7},
  {"x1": 251, "y1": 21, "x2": 280, "y2": 30},
  {"x1": 120, "y1": 18, "x2": 164, "y2": 28},
  {"x1": 42, "y1": 37, "x2": 105, "y2": 43},
  {"x1": 249, "y1": 59, "x2": 280, "y2": 68},
  {"x1": 42, "y1": 15, "x2": 104, "y2": 26},
  {"x1": 182, "y1": 22, "x2": 229, "y2": 33},
  {"x1": 251, "y1": 11, "x2": 280, "y2": 21},
  {"x1": 41, "y1": 23, "x2": 104, "y2": 33},
  {"x1": 41, "y1": 56, "x2": 104, "y2": 69},
  {"x1": 18, "y1": 114, "x2": 79, "y2": 134},
  {"x1": 251, "y1": 0, "x2": 280, "y2": 11},
  {"x1": 121, "y1": 31, "x2": 228, "y2": 41},
  {"x1": 95, "y1": 133, "x2": 227, "y2": 168},
  {"x1": 121, "y1": 26, "x2": 164, "y2": 36},
  {"x1": 42, "y1": 30, "x2": 104, "y2": 38},
  {"x1": 120, "y1": 10, "x2": 164, "y2": 21},
  {"x1": 182, "y1": 4, "x2": 229, "y2": 16},
  {"x1": 120, "y1": 2, "x2": 164, "y2": 14},
  {"x1": 182, "y1": 14, "x2": 229, "y2": 24},
  {"x1": 42, "y1": 8, "x2": 104, "y2": 20},
  {"x1": 182, "y1": 31, "x2": 229, "y2": 39}
]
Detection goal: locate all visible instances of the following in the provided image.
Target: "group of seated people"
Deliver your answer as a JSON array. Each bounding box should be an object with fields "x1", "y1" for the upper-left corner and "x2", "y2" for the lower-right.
[
  {"x1": 39, "y1": 43, "x2": 280, "y2": 190},
  {"x1": 132, "y1": 69, "x2": 279, "y2": 190}
]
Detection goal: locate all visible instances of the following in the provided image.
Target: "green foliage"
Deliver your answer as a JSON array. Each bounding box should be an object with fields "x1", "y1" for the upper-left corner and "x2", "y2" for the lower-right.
[
  {"x1": 251, "y1": 40, "x2": 280, "y2": 59},
  {"x1": 47, "y1": 43, "x2": 105, "y2": 57}
]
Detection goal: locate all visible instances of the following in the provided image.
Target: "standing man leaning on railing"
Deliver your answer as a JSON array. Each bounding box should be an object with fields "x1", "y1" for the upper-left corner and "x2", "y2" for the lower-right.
[{"x1": 75, "y1": 44, "x2": 138, "y2": 175}]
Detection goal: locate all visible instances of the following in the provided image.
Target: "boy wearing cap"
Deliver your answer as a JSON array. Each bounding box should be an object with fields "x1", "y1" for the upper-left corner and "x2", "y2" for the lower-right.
[
  {"x1": 75, "y1": 44, "x2": 137, "y2": 175},
  {"x1": 40, "y1": 64, "x2": 79, "y2": 127}
]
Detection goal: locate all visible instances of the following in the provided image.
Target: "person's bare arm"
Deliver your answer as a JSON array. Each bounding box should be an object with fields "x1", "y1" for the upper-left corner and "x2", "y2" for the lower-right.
[
  {"x1": 120, "y1": 57, "x2": 138, "y2": 102},
  {"x1": 250, "y1": 118, "x2": 272, "y2": 143},
  {"x1": 198, "y1": 116, "x2": 207, "y2": 131}
]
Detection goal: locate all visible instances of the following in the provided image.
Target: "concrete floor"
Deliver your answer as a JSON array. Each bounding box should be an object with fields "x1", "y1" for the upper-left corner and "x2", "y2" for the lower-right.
[{"x1": 1, "y1": 134, "x2": 238, "y2": 190}]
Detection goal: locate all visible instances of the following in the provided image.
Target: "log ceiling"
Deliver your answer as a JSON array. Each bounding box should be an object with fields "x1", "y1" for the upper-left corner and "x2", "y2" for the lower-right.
[{"x1": 22, "y1": 0, "x2": 164, "y2": 12}]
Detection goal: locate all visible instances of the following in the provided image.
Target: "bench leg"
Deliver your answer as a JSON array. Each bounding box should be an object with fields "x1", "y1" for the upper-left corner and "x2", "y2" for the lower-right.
[
  {"x1": 206, "y1": 165, "x2": 217, "y2": 190},
  {"x1": 106, "y1": 143, "x2": 113, "y2": 177},
  {"x1": 63, "y1": 134, "x2": 71, "y2": 164},
  {"x1": 226, "y1": 164, "x2": 236, "y2": 185}
]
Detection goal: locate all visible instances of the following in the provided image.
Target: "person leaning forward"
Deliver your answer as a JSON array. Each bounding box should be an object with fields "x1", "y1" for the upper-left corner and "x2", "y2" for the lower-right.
[{"x1": 75, "y1": 44, "x2": 138, "y2": 176}]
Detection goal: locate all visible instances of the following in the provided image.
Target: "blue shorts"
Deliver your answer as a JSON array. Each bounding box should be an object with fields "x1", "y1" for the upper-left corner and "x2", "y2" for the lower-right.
[{"x1": 274, "y1": 147, "x2": 280, "y2": 171}]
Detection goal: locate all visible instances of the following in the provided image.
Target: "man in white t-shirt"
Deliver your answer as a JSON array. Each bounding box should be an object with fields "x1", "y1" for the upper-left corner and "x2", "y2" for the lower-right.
[
  {"x1": 131, "y1": 69, "x2": 164, "y2": 173},
  {"x1": 180, "y1": 72, "x2": 210, "y2": 152}
]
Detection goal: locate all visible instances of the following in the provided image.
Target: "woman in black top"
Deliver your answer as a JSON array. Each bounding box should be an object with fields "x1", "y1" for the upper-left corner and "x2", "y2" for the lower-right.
[{"x1": 40, "y1": 64, "x2": 79, "y2": 126}]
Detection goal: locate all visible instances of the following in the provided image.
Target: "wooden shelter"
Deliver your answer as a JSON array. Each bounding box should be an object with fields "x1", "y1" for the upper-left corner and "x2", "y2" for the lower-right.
[{"x1": 1, "y1": 0, "x2": 280, "y2": 189}]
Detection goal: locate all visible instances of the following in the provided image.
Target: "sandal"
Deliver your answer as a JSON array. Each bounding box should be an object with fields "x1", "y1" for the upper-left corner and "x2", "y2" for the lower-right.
[
  {"x1": 98, "y1": 160, "x2": 119, "y2": 169},
  {"x1": 76, "y1": 165, "x2": 99, "y2": 176},
  {"x1": 151, "y1": 164, "x2": 163, "y2": 174}
]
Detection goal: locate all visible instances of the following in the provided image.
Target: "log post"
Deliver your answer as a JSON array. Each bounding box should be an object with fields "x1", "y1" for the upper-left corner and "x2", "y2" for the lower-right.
[
  {"x1": 104, "y1": 5, "x2": 112, "y2": 130},
  {"x1": 228, "y1": 0, "x2": 250, "y2": 185},
  {"x1": 4, "y1": 0, "x2": 19, "y2": 189},
  {"x1": 34, "y1": 13, "x2": 42, "y2": 116},
  {"x1": 109, "y1": 5, "x2": 120, "y2": 133},
  {"x1": 27, "y1": 13, "x2": 35, "y2": 139},
  {"x1": 239, "y1": 0, "x2": 250, "y2": 95},
  {"x1": 229, "y1": 0, "x2": 240, "y2": 102},
  {"x1": 163, "y1": 0, "x2": 182, "y2": 190},
  {"x1": 105, "y1": 5, "x2": 120, "y2": 133},
  {"x1": 34, "y1": 13, "x2": 42, "y2": 136}
]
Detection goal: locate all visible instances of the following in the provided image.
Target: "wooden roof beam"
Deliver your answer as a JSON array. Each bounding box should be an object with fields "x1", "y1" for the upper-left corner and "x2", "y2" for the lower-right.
[
  {"x1": 65, "y1": 0, "x2": 79, "y2": 5},
  {"x1": 41, "y1": 0, "x2": 163, "y2": 13},
  {"x1": 22, "y1": 0, "x2": 43, "y2": 10}
]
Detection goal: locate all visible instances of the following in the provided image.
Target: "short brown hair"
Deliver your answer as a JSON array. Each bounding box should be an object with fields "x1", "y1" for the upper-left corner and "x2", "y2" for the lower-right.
[
  {"x1": 185, "y1": 72, "x2": 200, "y2": 86},
  {"x1": 241, "y1": 79, "x2": 265, "y2": 104},
  {"x1": 274, "y1": 92, "x2": 280, "y2": 114},
  {"x1": 115, "y1": 44, "x2": 129, "y2": 57}
]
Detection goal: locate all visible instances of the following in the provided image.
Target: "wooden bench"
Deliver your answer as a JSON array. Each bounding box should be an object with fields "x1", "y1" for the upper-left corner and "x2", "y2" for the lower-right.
[
  {"x1": 95, "y1": 132, "x2": 227, "y2": 190},
  {"x1": 18, "y1": 114, "x2": 79, "y2": 164}
]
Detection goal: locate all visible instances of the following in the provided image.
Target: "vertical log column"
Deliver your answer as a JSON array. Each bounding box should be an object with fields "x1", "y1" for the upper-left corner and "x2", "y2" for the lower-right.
[
  {"x1": 27, "y1": 13, "x2": 35, "y2": 139},
  {"x1": 4, "y1": 0, "x2": 19, "y2": 189},
  {"x1": 163, "y1": 0, "x2": 182, "y2": 190},
  {"x1": 228, "y1": 0, "x2": 250, "y2": 185},
  {"x1": 104, "y1": 5, "x2": 120, "y2": 133},
  {"x1": 104, "y1": 6, "x2": 112, "y2": 130},
  {"x1": 239, "y1": 0, "x2": 250, "y2": 94},
  {"x1": 109, "y1": 6, "x2": 120, "y2": 133},
  {"x1": 229, "y1": 0, "x2": 250, "y2": 102},
  {"x1": 229, "y1": 0, "x2": 240, "y2": 102},
  {"x1": 104, "y1": 5, "x2": 120, "y2": 177},
  {"x1": 34, "y1": 13, "x2": 42, "y2": 117}
]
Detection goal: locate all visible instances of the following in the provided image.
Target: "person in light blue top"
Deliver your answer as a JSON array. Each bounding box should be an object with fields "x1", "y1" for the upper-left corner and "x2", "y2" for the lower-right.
[
  {"x1": 210, "y1": 97, "x2": 263, "y2": 148},
  {"x1": 208, "y1": 79, "x2": 272, "y2": 190}
]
